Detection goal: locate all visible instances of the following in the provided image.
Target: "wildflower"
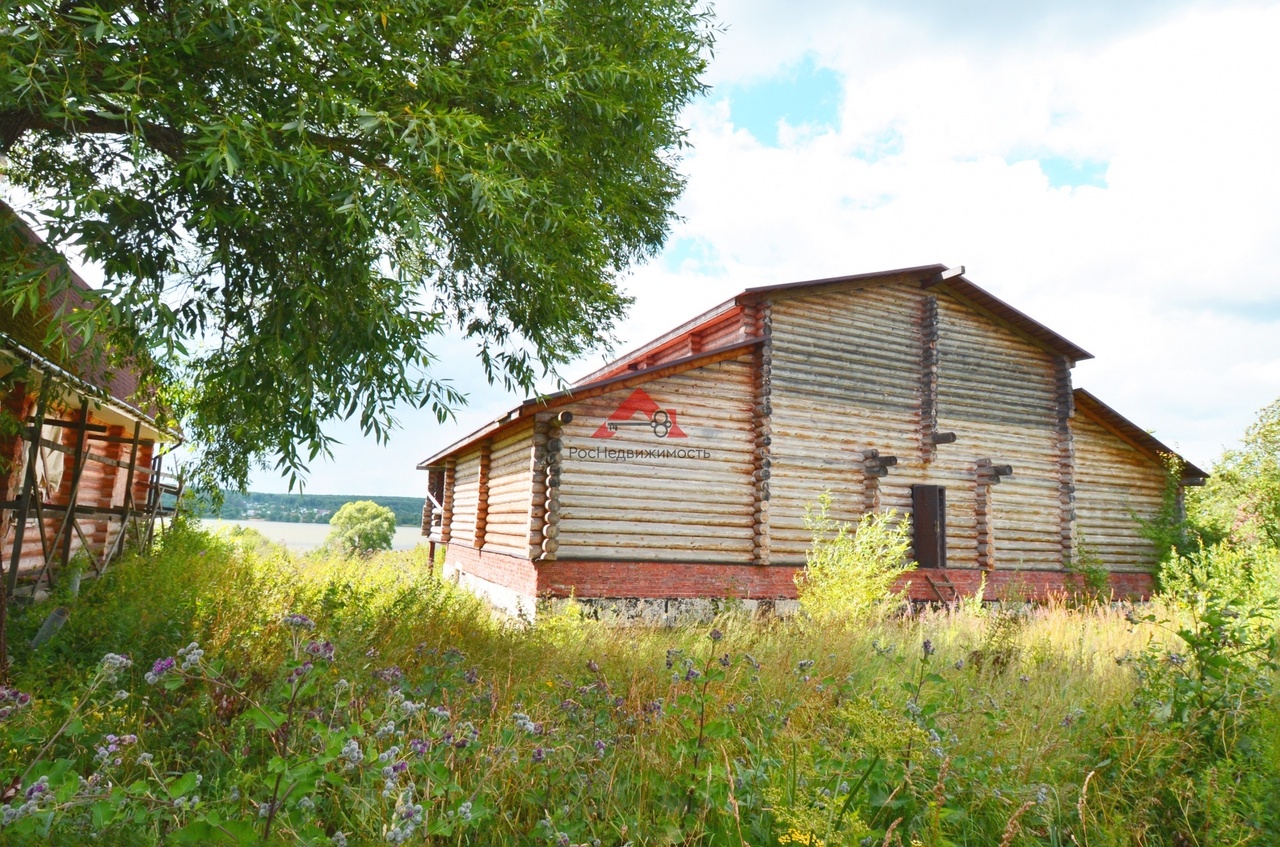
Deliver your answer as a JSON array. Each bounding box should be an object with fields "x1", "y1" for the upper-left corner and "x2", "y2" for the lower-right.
[
  {"x1": 375, "y1": 720, "x2": 396, "y2": 739},
  {"x1": 1018, "y1": 674, "x2": 1031, "y2": 684},
  {"x1": 137, "y1": 752, "x2": 153, "y2": 764},
  {"x1": 798, "y1": 659, "x2": 815, "y2": 671},
  {"x1": 304, "y1": 640, "x2": 335, "y2": 661},
  {"x1": 298, "y1": 796, "x2": 316, "y2": 813},
  {"x1": 376, "y1": 666, "x2": 404, "y2": 684},
  {"x1": 665, "y1": 648, "x2": 681, "y2": 669},
  {"x1": 709, "y1": 628, "x2": 723, "y2": 642},
  {"x1": 332, "y1": 833, "x2": 349, "y2": 847},
  {"x1": 409, "y1": 739, "x2": 430, "y2": 755},
  {"x1": 953, "y1": 659, "x2": 964, "y2": 670},
  {"x1": 145, "y1": 656, "x2": 176, "y2": 685},
  {"x1": 99, "y1": 653, "x2": 133, "y2": 682},
  {"x1": 718, "y1": 653, "x2": 731, "y2": 667},
  {"x1": 379, "y1": 746, "x2": 402, "y2": 763},
  {"x1": 334, "y1": 678, "x2": 351, "y2": 692},
  {"x1": 428, "y1": 705, "x2": 450, "y2": 719},
  {"x1": 586, "y1": 659, "x2": 599, "y2": 674},
  {"x1": 258, "y1": 802, "x2": 272, "y2": 818},
  {"x1": 743, "y1": 653, "x2": 761, "y2": 670},
  {"x1": 557, "y1": 833, "x2": 570, "y2": 847},
  {"x1": 340, "y1": 738, "x2": 364, "y2": 769},
  {"x1": 177, "y1": 642, "x2": 204, "y2": 670},
  {"x1": 594, "y1": 739, "x2": 606, "y2": 754},
  {"x1": 532, "y1": 747, "x2": 546, "y2": 764},
  {"x1": 282, "y1": 613, "x2": 315, "y2": 630},
  {"x1": 0, "y1": 686, "x2": 32, "y2": 720},
  {"x1": 455, "y1": 800, "x2": 473, "y2": 822},
  {"x1": 922, "y1": 639, "x2": 935, "y2": 657},
  {"x1": 230, "y1": 787, "x2": 241, "y2": 801},
  {"x1": 685, "y1": 667, "x2": 702, "y2": 682},
  {"x1": 464, "y1": 667, "x2": 480, "y2": 683},
  {"x1": 287, "y1": 662, "x2": 314, "y2": 683},
  {"x1": 1166, "y1": 652, "x2": 1187, "y2": 667},
  {"x1": 114, "y1": 689, "x2": 129, "y2": 700}
]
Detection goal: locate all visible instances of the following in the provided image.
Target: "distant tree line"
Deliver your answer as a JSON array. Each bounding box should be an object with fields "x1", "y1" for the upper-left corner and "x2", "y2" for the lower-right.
[{"x1": 196, "y1": 491, "x2": 423, "y2": 526}]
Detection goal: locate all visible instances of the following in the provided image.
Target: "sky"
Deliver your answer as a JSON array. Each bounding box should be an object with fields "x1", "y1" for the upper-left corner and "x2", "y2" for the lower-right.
[{"x1": 254, "y1": 0, "x2": 1280, "y2": 496}]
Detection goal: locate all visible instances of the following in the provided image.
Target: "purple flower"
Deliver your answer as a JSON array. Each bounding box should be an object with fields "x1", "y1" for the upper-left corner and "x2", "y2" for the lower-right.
[
  {"x1": 532, "y1": 747, "x2": 546, "y2": 764},
  {"x1": 145, "y1": 657, "x2": 176, "y2": 684},
  {"x1": 282, "y1": 613, "x2": 315, "y2": 630},
  {"x1": 375, "y1": 666, "x2": 404, "y2": 684},
  {"x1": 586, "y1": 659, "x2": 599, "y2": 674},
  {"x1": 464, "y1": 667, "x2": 479, "y2": 684},
  {"x1": 685, "y1": 667, "x2": 701, "y2": 682},
  {"x1": 304, "y1": 640, "x2": 335, "y2": 661},
  {"x1": 922, "y1": 639, "x2": 935, "y2": 658},
  {"x1": 709, "y1": 628, "x2": 723, "y2": 642},
  {"x1": 287, "y1": 662, "x2": 314, "y2": 683},
  {"x1": 594, "y1": 739, "x2": 606, "y2": 754},
  {"x1": 409, "y1": 739, "x2": 430, "y2": 755},
  {"x1": 718, "y1": 654, "x2": 731, "y2": 668}
]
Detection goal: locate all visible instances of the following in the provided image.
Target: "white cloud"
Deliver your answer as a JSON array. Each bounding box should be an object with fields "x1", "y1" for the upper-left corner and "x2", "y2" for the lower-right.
[{"x1": 257, "y1": 0, "x2": 1280, "y2": 494}]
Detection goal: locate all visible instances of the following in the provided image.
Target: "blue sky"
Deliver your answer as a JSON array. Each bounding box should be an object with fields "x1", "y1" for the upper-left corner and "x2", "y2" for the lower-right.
[{"x1": 246, "y1": 0, "x2": 1280, "y2": 497}]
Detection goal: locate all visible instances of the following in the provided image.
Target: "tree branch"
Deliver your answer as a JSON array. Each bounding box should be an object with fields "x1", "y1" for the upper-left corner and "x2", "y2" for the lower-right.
[{"x1": 1, "y1": 109, "x2": 185, "y2": 160}]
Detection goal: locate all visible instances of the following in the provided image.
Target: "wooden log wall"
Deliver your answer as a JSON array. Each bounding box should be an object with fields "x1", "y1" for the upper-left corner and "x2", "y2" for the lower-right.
[
  {"x1": 1070, "y1": 410, "x2": 1166, "y2": 571},
  {"x1": 481, "y1": 422, "x2": 535, "y2": 557},
  {"x1": 449, "y1": 447, "x2": 482, "y2": 548},
  {"x1": 767, "y1": 285, "x2": 925, "y2": 562},
  {"x1": 1054, "y1": 357, "x2": 1077, "y2": 565},
  {"x1": 539, "y1": 415, "x2": 565, "y2": 560},
  {"x1": 441, "y1": 458, "x2": 456, "y2": 544},
  {"x1": 529, "y1": 420, "x2": 550, "y2": 559},
  {"x1": 749, "y1": 304, "x2": 773, "y2": 566},
  {"x1": 919, "y1": 294, "x2": 940, "y2": 463},
  {"x1": 554, "y1": 354, "x2": 757, "y2": 563},
  {"x1": 934, "y1": 293, "x2": 1063, "y2": 570}
]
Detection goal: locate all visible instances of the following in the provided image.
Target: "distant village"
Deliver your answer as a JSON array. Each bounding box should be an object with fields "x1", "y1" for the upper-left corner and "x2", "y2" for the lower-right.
[{"x1": 200, "y1": 491, "x2": 425, "y2": 526}]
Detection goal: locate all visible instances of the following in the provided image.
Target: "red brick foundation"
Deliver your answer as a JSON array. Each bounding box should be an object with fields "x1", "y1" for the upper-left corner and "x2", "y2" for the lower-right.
[{"x1": 441, "y1": 545, "x2": 1156, "y2": 604}]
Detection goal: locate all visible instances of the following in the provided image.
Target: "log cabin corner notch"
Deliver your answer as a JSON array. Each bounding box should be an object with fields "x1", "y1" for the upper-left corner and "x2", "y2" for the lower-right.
[{"x1": 418, "y1": 264, "x2": 1206, "y2": 617}]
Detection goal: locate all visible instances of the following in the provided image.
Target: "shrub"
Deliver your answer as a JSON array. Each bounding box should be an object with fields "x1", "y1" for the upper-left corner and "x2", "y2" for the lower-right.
[
  {"x1": 325, "y1": 500, "x2": 396, "y2": 555},
  {"x1": 795, "y1": 493, "x2": 915, "y2": 625}
]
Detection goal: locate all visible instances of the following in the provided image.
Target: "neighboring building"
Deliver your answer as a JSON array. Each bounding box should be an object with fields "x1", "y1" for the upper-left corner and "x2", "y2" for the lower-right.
[
  {"x1": 418, "y1": 265, "x2": 1205, "y2": 617},
  {"x1": 1, "y1": 203, "x2": 181, "y2": 596}
]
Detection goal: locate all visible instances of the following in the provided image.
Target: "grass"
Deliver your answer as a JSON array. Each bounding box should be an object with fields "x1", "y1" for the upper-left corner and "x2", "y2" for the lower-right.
[{"x1": 1, "y1": 521, "x2": 1277, "y2": 845}]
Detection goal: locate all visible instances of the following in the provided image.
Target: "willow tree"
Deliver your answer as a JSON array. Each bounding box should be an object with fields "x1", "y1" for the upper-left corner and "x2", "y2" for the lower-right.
[{"x1": 0, "y1": 0, "x2": 714, "y2": 487}]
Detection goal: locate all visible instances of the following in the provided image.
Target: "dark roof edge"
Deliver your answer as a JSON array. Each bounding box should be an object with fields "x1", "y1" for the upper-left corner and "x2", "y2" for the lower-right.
[
  {"x1": 418, "y1": 338, "x2": 763, "y2": 468},
  {"x1": 1, "y1": 334, "x2": 181, "y2": 439},
  {"x1": 1074, "y1": 388, "x2": 1207, "y2": 481}
]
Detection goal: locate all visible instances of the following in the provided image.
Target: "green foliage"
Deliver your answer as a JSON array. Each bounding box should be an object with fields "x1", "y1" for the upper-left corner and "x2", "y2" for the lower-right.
[
  {"x1": 1064, "y1": 535, "x2": 1111, "y2": 603},
  {"x1": 3, "y1": 526, "x2": 1280, "y2": 844},
  {"x1": 196, "y1": 490, "x2": 424, "y2": 525},
  {"x1": 324, "y1": 500, "x2": 396, "y2": 555},
  {"x1": 796, "y1": 493, "x2": 916, "y2": 625},
  {"x1": 0, "y1": 0, "x2": 715, "y2": 488},
  {"x1": 1191, "y1": 396, "x2": 1280, "y2": 549}
]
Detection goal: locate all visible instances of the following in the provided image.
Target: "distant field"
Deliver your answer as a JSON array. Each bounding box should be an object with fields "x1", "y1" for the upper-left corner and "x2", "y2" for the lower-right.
[{"x1": 200, "y1": 519, "x2": 427, "y2": 551}]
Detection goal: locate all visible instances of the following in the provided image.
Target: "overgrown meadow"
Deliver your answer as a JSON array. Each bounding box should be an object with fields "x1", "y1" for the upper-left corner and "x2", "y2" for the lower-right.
[{"x1": 0, "y1": 522, "x2": 1277, "y2": 846}]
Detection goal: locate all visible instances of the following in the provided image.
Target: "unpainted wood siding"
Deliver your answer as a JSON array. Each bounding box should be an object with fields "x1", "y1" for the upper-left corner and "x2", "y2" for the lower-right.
[
  {"x1": 768, "y1": 283, "x2": 1067, "y2": 571},
  {"x1": 1071, "y1": 410, "x2": 1165, "y2": 572},
  {"x1": 935, "y1": 293, "x2": 1063, "y2": 570},
  {"x1": 449, "y1": 446, "x2": 483, "y2": 548},
  {"x1": 482, "y1": 423, "x2": 534, "y2": 557},
  {"x1": 555, "y1": 354, "x2": 757, "y2": 562},
  {"x1": 768, "y1": 284, "x2": 925, "y2": 562}
]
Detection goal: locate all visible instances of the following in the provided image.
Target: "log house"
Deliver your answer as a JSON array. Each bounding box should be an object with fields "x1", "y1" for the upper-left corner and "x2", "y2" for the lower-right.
[{"x1": 418, "y1": 265, "x2": 1205, "y2": 615}]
